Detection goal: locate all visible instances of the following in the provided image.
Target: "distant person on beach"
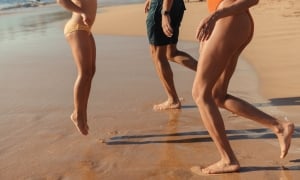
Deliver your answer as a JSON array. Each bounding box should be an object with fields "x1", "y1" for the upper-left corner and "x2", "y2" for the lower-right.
[
  {"x1": 57, "y1": 0, "x2": 97, "y2": 135},
  {"x1": 191, "y1": 0, "x2": 295, "y2": 174},
  {"x1": 145, "y1": 0, "x2": 198, "y2": 110}
]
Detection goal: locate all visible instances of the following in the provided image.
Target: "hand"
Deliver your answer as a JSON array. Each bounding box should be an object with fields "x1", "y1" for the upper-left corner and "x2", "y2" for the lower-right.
[
  {"x1": 162, "y1": 14, "x2": 173, "y2": 37},
  {"x1": 196, "y1": 14, "x2": 217, "y2": 41},
  {"x1": 144, "y1": 0, "x2": 151, "y2": 13},
  {"x1": 81, "y1": 13, "x2": 91, "y2": 26}
]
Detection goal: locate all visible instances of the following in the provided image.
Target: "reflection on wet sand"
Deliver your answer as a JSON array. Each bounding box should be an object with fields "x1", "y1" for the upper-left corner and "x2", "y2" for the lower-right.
[{"x1": 0, "y1": 6, "x2": 69, "y2": 41}]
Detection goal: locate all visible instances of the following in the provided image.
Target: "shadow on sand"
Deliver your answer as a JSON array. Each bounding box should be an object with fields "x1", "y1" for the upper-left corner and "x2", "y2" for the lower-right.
[
  {"x1": 183, "y1": 96, "x2": 300, "y2": 109},
  {"x1": 254, "y1": 96, "x2": 300, "y2": 107},
  {"x1": 106, "y1": 127, "x2": 300, "y2": 145}
]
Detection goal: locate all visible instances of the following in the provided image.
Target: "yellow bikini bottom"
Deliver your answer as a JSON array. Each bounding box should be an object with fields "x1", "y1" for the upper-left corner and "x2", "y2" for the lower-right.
[{"x1": 64, "y1": 20, "x2": 90, "y2": 35}]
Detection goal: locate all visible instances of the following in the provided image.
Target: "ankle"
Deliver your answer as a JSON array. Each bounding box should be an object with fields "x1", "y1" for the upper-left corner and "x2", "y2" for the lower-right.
[{"x1": 167, "y1": 97, "x2": 180, "y2": 104}]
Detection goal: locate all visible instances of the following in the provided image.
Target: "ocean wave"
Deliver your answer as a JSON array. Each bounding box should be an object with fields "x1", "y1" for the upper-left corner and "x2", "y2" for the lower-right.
[
  {"x1": 0, "y1": 0, "x2": 144, "y2": 11},
  {"x1": 0, "y1": 0, "x2": 55, "y2": 11}
]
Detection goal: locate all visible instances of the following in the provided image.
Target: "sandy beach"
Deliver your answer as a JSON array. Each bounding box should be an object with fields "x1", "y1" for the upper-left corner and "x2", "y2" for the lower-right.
[{"x1": 0, "y1": 0, "x2": 299, "y2": 179}]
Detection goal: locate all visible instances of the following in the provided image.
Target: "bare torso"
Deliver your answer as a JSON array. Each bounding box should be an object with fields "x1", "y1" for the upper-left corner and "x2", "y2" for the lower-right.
[{"x1": 70, "y1": 0, "x2": 97, "y2": 26}]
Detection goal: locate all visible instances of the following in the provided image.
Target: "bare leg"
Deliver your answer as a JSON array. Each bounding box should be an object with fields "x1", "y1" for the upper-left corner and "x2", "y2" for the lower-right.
[
  {"x1": 211, "y1": 24, "x2": 294, "y2": 160},
  {"x1": 191, "y1": 11, "x2": 294, "y2": 174},
  {"x1": 81, "y1": 34, "x2": 96, "y2": 131},
  {"x1": 191, "y1": 15, "x2": 247, "y2": 173},
  {"x1": 150, "y1": 45, "x2": 181, "y2": 110},
  {"x1": 214, "y1": 84, "x2": 294, "y2": 159},
  {"x1": 166, "y1": 44, "x2": 197, "y2": 71},
  {"x1": 66, "y1": 31, "x2": 95, "y2": 135},
  {"x1": 151, "y1": 44, "x2": 197, "y2": 110}
]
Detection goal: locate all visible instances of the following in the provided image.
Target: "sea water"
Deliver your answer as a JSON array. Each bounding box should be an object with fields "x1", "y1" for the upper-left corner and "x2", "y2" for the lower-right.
[
  {"x1": 0, "y1": 0, "x2": 145, "y2": 43},
  {"x1": 0, "y1": 0, "x2": 144, "y2": 11},
  {"x1": 0, "y1": 0, "x2": 55, "y2": 10}
]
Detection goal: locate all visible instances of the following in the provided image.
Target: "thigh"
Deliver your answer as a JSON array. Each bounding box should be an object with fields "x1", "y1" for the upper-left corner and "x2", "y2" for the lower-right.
[
  {"x1": 213, "y1": 52, "x2": 239, "y2": 97},
  {"x1": 67, "y1": 31, "x2": 93, "y2": 72},
  {"x1": 213, "y1": 14, "x2": 254, "y2": 95},
  {"x1": 89, "y1": 33, "x2": 96, "y2": 67},
  {"x1": 195, "y1": 13, "x2": 253, "y2": 89}
]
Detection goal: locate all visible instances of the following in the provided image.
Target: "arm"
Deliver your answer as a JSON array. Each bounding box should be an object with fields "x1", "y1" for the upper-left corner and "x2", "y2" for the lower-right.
[
  {"x1": 161, "y1": 0, "x2": 174, "y2": 37},
  {"x1": 196, "y1": 0, "x2": 259, "y2": 41},
  {"x1": 56, "y1": 0, "x2": 90, "y2": 26},
  {"x1": 56, "y1": 0, "x2": 84, "y2": 14},
  {"x1": 144, "y1": 0, "x2": 151, "y2": 13},
  {"x1": 162, "y1": 0, "x2": 173, "y2": 12}
]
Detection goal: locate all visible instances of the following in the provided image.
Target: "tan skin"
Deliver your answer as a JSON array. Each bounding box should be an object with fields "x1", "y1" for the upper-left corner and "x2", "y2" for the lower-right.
[
  {"x1": 145, "y1": 0, "x2": 198, "y2": 110},
  {"x1": 191, "y1": 0, "x2": 295, "y2": 174},
  {"x1": 57, "y1": 0, "x2": 97, "y2": 135}
]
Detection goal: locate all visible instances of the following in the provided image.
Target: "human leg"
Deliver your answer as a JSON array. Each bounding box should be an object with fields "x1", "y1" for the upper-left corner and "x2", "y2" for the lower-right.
[
  {"x1": 192, "y1": 11, "x2": 294, "y2": 174},
  {"x1": 150, "y1": 45, "x2": 181, "y2": 110},
  {"x1": 66, "y1": 31, "x2": 95, "y2": 135},
  {"x1": 166, "y1": 44, "x2": 197, "y2": 71},
  {"x1": 192, "y1": 41, "x2": 240, "y2": 174},
  {"x1": 213, "y1": 48, "x2": 294, "y2": 159},
  {"x1": 82, "y1": 34, "x2": 96, "y2": 131},
  {"x1": 191, "y1": 12, "x2": 260, "y2": 174}
]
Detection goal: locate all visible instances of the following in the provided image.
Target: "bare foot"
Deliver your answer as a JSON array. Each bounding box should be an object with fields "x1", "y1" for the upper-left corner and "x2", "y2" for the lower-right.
[
  {"x1": 70, "y1": 113, "x2": 88, "y2": 136},
  {"x1": 276, "y1": 121, "x2": 294, "y2": 158},
  {"x1": 153, "y1": 100, "x2": 181, "y2": 111},
  {"x1": 191, "y1": 160, "x2": 240, "y2": 175}
]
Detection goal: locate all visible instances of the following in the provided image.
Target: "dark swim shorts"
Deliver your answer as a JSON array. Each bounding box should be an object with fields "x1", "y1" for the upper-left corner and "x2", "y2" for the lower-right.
[{"x1": 146, "y1": 0, "x2": 186, "y2": 46}]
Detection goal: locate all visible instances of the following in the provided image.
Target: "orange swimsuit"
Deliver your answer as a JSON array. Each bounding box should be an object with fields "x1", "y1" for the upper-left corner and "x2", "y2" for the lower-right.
[{"x1": 207, "y1": 0, "x2": 223, "y2": 13}]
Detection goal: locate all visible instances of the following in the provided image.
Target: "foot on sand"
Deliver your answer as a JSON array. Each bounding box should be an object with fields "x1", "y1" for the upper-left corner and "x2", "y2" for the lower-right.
[
  {"x1": 277, "y1": 121, "x2": 294, "y2": 158},
  {"x1": 191, "y1": 160, "x2": 240, "y2": 175},
  {"x1": 70, "y1": 113, "x2": 88, "y2": 136},
  {"x1": 153, "y1": 100, "x2": 181, "y2": 111}
]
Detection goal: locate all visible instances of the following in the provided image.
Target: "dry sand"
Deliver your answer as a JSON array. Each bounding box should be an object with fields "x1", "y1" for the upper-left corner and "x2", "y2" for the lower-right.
[{"x1": 0, "y1": 0, "x2": 299, "y2": 179}]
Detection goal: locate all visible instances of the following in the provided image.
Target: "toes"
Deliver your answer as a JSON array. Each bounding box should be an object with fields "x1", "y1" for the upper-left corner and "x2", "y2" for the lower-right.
[{"x1": 280, "y1": 123, "x2": 295, "y2": 158}]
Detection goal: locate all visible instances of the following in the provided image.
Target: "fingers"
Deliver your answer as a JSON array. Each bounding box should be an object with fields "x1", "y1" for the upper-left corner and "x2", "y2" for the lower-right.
[
  {"x1": 81, "y1": 13, "x2": 91, "y2": 26},
  {"x1": 83, "y1": 18, "x2": 90, "y2": 26},
  {"x1": 144, "y1": 0, "x2": 150, "y2": 13},
  {"x1": 163, "y1": 24, "x2": 173, "y2": 37},
  {"x1": 196, "y1": 23, "x2": 212, "y2": 42},
  {"x1": 195, "y1": 25, "x2": 202, "y2": 40},
  {"x1": 144, "y1": 5, "x2": 149, "y2": 13},
  {"x1": 161, "y1": 15, "x2": 173, "y2": 37},
  {"x1": 195, "y1": 14, "x2": 217, "y2": 42}
]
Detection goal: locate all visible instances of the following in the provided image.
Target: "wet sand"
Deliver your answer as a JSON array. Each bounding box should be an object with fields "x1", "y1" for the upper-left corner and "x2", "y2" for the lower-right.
[{"x1": 0, "y1": 1, "x2": 299, "y2": 179}]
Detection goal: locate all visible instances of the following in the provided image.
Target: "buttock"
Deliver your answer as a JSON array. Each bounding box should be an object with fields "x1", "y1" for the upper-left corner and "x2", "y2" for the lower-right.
[
  {"x1": 213, "y1": 0, "x2": 254, "y2": 47},
  {"x1": 202, "y1": 11, "x2": 254, "y2": 61},
  {"x1": 64, "y1": 20, "x2": 90, "y2": 36}
]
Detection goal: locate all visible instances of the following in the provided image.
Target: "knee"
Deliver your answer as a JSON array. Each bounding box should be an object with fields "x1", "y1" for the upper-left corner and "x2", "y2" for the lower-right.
[
  {"x1": 166, "y1": 47, "x2": 178, "y2": 61},
  {"x1": 192, "y1": 84, "x2": 208, "y2": 106},
  {"x1": 192, "y1": 87, "x2": 200, "y2": 104},
  {"x1": 166, "y1": 50, "x2": 175, "y2": 61},
  {"x1": 150, "y1": 47, "x2": 156, "y2": 59},
  {"x1": 79, "y1": 67, "x2": 95, "y2": 81},
  {"x1": 151, "y1": 51, "x2": 167, "y2": 65},
  {"x1": 212, "y1": 91, "x2": 226, "y2": 108},
  {"x1": 150, "y1": 48, "x2": 161, "y2": 62}
]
